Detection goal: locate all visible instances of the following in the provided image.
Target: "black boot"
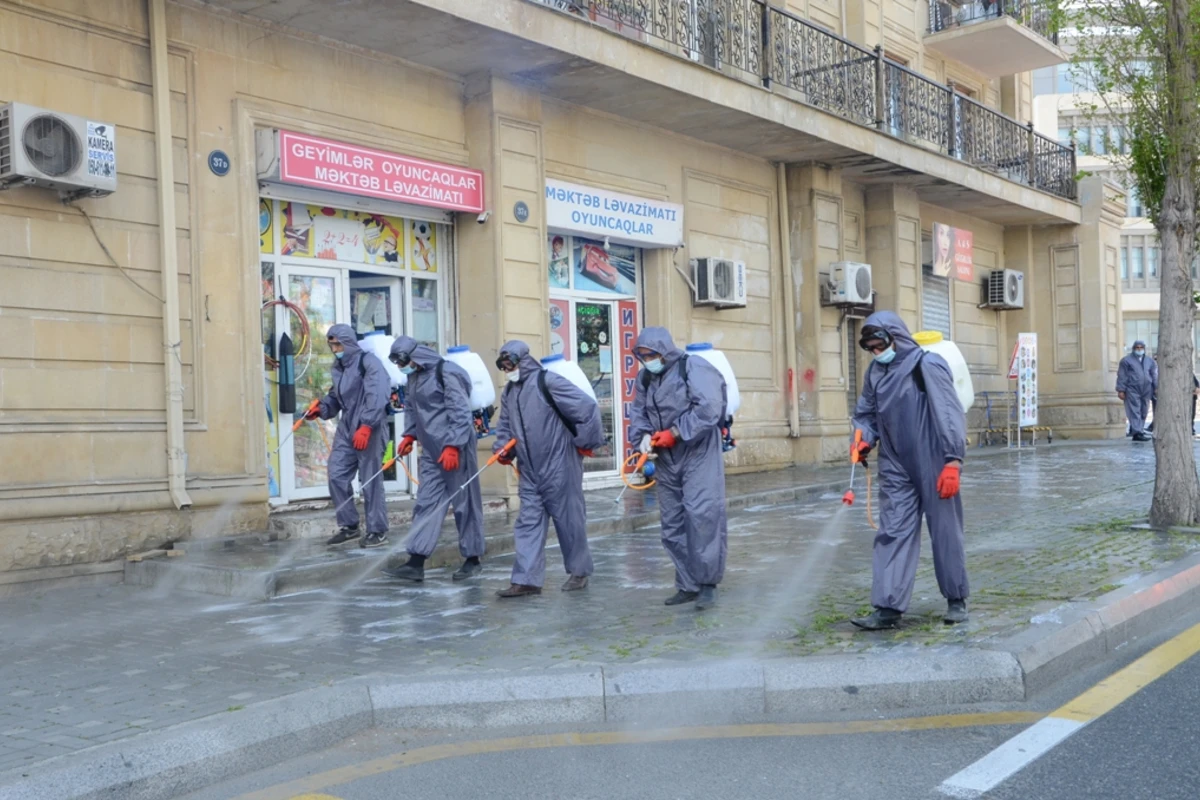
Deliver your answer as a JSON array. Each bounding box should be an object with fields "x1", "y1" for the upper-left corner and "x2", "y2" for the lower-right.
[
  {"x1": 325, "y1": 526, "x2": 360, "y2": 547},
  {"x1": 383, "y1": 553, "x2": 425, "y2": 582},
  {"x1": 664, "y1": 590, "x2": 699, "y2": 606},
  {"x1": 851, "y1": 607, "x2": 902, "y2": 630},
  {"x1": 944, "y1": 599, "x2": 968, "y2": 625},
  {"x1": 453, "y1": 557, "x2": 482, "y2": 581},
  {"x1": 695, "y1": 585, "x2": 718, "y2": 611}
]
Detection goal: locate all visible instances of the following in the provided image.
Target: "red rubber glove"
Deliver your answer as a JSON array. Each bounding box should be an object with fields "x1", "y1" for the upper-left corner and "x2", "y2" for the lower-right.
[
  {"x1": 937, "y1": 463, "x2": 961, "y2": 499},
  {"x1": 650, "y1": 429, "x2": 677, "y2": 449},
  {"x1": 352, "y1": 425, "x2": 372, "y2": 451},
  {"x1": 397, "y1": 435, "x2": 416, "y2": 457},
  {"x1": 438, "y1": 446, "x2": 460, "y2": 472},
  {"x1": 577, "y1": 448, "x2": 594, "y2": 457},
  {"x1": 851, "y1": 440, "x2": 871, "y2": 464},
  {"x1": 304, "y1": 398, "x2": 322, "y2": 420},
  {"x1": 496, "y1": 450, "x2": 514, "y2": 466}
]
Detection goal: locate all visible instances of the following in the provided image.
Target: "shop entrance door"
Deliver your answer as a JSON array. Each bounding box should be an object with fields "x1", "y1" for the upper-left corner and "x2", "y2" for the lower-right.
[
  {"x1": 571, "y1": 300, "x2": 619, "y2": 475},
  {"x1": 276, "y1": 264, "x2": 344, "y2": 502},
  {"x1": 349, "y1": 276, "x2": 410, "y2": 495}
]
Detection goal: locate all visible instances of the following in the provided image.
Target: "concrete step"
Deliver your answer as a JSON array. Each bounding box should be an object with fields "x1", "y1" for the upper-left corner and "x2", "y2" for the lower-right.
[
  {"x1": 267, "y1": 495, "x2": 510, "y2": 541},
  {"x1": 125, "y1": 465, "x2": 846, "y2": 600}
]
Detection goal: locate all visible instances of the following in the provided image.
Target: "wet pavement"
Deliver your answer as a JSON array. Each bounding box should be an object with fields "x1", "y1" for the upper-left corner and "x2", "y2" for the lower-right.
[{"x1": 1, "y1": 442, "x2": 1195, "y2": 775}]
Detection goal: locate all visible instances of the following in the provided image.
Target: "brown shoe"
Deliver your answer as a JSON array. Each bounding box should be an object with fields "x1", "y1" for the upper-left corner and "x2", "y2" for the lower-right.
[
  {"x1": 561, "y1": 575, "x2": 589, "y2": 592},
  {"x1": 496, "y1": 583, "x2": 542, "y2": 598}
]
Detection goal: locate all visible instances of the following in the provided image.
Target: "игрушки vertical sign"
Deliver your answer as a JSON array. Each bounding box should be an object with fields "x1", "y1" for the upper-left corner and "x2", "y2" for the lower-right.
[{"x1": 277, "y1": 131, "x2": 485, "y2": 214}]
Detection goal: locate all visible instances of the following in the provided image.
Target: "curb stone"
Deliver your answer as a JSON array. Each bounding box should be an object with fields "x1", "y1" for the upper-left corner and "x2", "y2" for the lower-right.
[{"x1": 7, "y1": 548, "x2": 1199, "y2": 800}]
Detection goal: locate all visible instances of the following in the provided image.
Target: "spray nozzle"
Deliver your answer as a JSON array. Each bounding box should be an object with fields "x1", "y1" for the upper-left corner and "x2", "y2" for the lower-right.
[{"x1": 842, "y1": 490, "x2": 855, "y2": 506}]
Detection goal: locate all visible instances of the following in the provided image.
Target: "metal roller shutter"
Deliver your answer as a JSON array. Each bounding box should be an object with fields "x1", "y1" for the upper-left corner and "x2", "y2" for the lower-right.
[{"x1": 921, "y1": 265, "x2": 952, "y2": 337}]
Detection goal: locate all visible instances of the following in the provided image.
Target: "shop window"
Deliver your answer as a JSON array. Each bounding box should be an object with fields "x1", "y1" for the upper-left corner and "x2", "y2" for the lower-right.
[{"x1": 547, "y1": 234, "x2": 642, "y2": 477}]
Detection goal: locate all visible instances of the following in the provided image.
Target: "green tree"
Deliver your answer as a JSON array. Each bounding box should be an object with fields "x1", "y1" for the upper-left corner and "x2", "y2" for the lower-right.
[{"x1": 1066, "y1": 0, "x2": 1200, "y2": 526}]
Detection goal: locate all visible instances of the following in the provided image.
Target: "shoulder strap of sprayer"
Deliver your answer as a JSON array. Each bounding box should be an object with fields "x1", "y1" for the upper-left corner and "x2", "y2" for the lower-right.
[
  {"x1": 912, "y1": 352, "x2": 927, "y2": 395},
  {"x1": 538, "y1": 369, "x2": 578, "y2": 438}
]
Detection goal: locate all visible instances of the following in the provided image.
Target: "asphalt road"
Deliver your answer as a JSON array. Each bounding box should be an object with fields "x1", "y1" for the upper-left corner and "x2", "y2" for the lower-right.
[
  {"x1": 986, "y1": 649, "x2": 1200, "y2": 800},
  {"x1": 180, "y1": 606, "x2": 1200, "y2": 800}
]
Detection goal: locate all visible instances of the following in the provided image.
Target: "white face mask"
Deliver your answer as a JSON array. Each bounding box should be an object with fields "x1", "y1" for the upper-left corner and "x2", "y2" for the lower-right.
[
  {"x1": 506, "y1": 369, "x2": 521, "y2": 383},
  {"x1": 1134, "y1": 349, "x2": 1145, "y2": 358}
]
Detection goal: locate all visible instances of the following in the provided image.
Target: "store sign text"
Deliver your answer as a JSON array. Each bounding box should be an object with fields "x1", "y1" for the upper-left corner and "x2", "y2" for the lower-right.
[
  {"x1": 278, "y1": 131, "x2": 484, "y2": 213},
  {"x1": 545, "y1": 178, "x2": 683, "y2": 248}
]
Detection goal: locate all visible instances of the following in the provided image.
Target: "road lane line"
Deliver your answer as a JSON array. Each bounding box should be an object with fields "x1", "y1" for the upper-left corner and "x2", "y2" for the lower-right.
[
  {"x1": 237, "y1": 712, "x2": 1042, "y2": 800},
  {"x1": 939, "y1": 620, "x2": 1200, "y2": 798}
]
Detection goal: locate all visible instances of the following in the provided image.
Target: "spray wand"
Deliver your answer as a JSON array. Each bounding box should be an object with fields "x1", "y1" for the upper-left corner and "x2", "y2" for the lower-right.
[
  {"x1": 270, "y1": 397, "x2": 322, "y2": 456},
  {"x1": 843, "y1": 429, "x2": 878, "y2": 529},
  {"x1": 843, "y1": 429, "x2": 864, "y2": 506},
  {"x1": 331, "y1": 438, "x2": 516, "y2": 518}
]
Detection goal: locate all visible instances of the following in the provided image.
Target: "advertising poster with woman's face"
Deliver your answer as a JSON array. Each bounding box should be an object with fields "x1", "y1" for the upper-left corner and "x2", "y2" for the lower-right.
[{"x1": 932, "y1": 223, "x2": 975, "y2": 281}]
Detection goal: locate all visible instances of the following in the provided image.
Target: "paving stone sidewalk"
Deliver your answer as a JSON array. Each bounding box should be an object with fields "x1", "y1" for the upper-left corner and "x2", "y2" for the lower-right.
[{"x1": 1, "y1": 442, "x2": 1193, "y2": 776}]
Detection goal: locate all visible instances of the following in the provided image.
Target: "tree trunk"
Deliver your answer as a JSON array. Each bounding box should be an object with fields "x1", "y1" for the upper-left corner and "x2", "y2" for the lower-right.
[{"x1": 1149, "y1": 0, "x2": 1200, "y2": 528}]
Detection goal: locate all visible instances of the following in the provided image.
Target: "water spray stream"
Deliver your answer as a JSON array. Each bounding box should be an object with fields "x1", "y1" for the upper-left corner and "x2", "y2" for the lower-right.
[{"x1": 276, "y1": 440, "x2": 518, "y2": 639}]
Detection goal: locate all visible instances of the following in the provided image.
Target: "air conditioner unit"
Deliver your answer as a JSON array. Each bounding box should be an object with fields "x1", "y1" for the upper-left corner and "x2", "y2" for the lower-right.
[
  {"x1": 0, "y1": 102, "x2": 117, "y2": 198},
  {"x1": 830, "y1": 261, "x2": 873, "y2": 305},
  {"x1": 986, "y1": 269, "x2": 1025, "y2": 310},
  {"x1": 691, "y1": 258, "x2": 747, "y2": 308}
]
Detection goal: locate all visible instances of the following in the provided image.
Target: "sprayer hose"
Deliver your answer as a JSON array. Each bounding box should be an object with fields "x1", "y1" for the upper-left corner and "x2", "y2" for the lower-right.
[
  {"x1": 620, "y1": 453, "x2": 656, "y2": 491},
  {"x1": 865, "y1": 465, "x2": 877, "y2": 530}
]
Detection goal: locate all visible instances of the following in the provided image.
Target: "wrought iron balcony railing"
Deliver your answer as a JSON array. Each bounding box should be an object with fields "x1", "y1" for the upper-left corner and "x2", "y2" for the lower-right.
[
  {"x1": 526, "y1": 0, "x2": 1077, "y2": 201},
  {"x1": 928, "y1": 0, "x2": 1057, "y2": 43}
]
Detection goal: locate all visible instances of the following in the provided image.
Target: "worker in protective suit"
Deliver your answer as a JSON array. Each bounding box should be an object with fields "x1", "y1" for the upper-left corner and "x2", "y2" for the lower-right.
[
  {"x1": 491, "y1": 341, "x2": 606, "y2": 597},
  {"x1": 1117, "y1": 340, "x2": 1157, "y2": 442},
  {"x1": 850, "y1": 312, "x2": 969, "y2": 630},
  {"x1": 305, "y1": 324, "x2": 391, "y2": 549},
  {"x1": 629, "y1": 327, "x2": 728, "y2": 611},
  {"x1": 380, "y1": 336, "x2": 485, "y2": 582}
]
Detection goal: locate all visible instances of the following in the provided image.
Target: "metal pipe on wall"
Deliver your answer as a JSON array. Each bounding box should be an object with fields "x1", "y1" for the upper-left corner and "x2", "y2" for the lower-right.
[
  {"x1": 777, "y1": 162, "x2": 800, "y2": 438},
  {"x1": 148, "y1": 0, "x2": 192, "y2": 509}
]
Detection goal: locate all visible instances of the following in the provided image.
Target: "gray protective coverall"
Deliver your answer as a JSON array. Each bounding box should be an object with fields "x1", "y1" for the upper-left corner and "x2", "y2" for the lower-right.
[
  {"x1": 390, "y1": 336, "x2": 485, "y2": 559},
  {"x1": 1116, "y1": 341, "x2": 1158, "y2": 436},
  {"x1": 317, "y1": 324, "x2": 390, "y2": 535},
  {"x1": 851, "y1": 312, "x2": 969, "y2": 613},
  {"x1": 629, "y1": 327, "x2": 729, "y2": 592},
  {"x1": 493, "y1": 341, "x2": 606, "y2": 587}
]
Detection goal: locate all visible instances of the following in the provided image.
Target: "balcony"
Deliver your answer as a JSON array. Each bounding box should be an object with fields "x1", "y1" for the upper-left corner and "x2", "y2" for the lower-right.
[
  {"x1": 925, "y1": 0, "x2": 1067, "y2": 78},
  {"x1": 541, "y1": 0, "x2": 1075, "y2": 200},
  {"x1": 199, "y1": 0, "x2": 1079, "y2": 216}
]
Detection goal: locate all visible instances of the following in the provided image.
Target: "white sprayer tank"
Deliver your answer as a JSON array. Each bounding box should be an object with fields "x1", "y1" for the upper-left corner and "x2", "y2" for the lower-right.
[
  {"x1": 445, "y1": 346, "x2": 495, "y2": 410},
  {"x1": 540, "y1": 354, "x2": 598, "y2": 402},
  {"x1": 362, "y1": 332, "x2": 405, "y2": 387},
  {"x1": 912, "y1": 331, "x2": 974, "y2": 413},
  {"x1": 684, "y1": 343, "x2": 741, "y2": 416}
]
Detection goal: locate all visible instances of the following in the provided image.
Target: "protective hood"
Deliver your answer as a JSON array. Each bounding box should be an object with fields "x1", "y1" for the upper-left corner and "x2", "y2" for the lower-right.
[
  {"x1": 1132, "y1": 340, "x2": 1146, "y2": 350},
  {"x1": 499, "y1": 339, "x2": 542, "y2": 377},
  {"x1": 327, "y1": 323, "x2": 363, "y2": 367},
  {"x1": 390, "y1": 334, "x2": 442, "y2": 371},
  {"x1": 635, "y1": 326, "x2": 685, "y2": 365},
  {"x1": 861, "y1": 311, "x2": 918, "y2": 354}
]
